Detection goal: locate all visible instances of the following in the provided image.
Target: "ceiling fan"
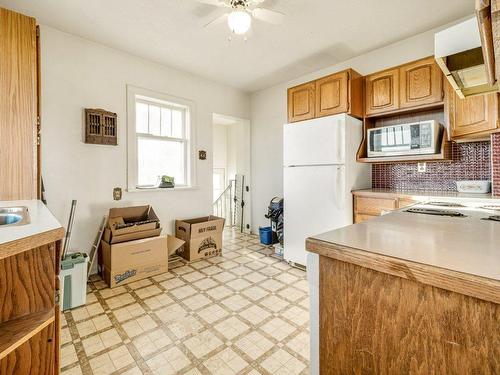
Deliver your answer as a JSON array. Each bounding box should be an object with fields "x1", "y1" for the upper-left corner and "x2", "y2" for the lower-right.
[{"x1": 198, "y1": 0, "x2": 285, "y2": 35}]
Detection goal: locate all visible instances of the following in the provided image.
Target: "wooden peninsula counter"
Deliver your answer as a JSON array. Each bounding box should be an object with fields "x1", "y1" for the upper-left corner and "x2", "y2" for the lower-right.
[{"x1": 306, "y1": 208, "x2": 500, "y2": 374}]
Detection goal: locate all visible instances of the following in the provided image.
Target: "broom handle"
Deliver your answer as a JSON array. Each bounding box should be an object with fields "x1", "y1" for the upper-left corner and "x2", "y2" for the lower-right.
[{"x1": 62, "y1": 200, "x2": 77, "y2": 260}]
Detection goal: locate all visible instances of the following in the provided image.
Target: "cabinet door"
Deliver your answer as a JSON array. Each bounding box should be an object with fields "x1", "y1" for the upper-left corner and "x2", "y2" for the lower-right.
[
  {"x1": 288, "y1": 82, "x2": 315, "y2": 123},
  {"x1": 365, "y1": 69, "x2": 399, "y2": 116},
  {"x1": 450, "y1": 91, "x2": 499, "y2": 138},
  {"x1": 315, "y1": 71, "x2": 349, "y2": 118},
  {"x1": 0, "y1": 8, "x2": 38, "y2": 200},
  {"x1": 354, "y1": 196, "x2": 397, "y2": 216},
  {"x1": 400, "y1": 57, "x2": 443, "y2": 109}
]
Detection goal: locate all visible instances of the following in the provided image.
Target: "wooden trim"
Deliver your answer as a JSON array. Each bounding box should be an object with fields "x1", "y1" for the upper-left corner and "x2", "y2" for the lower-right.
[
  {"x1": 0, "y1": 227, "x2": 64, "y2": 260},
  {"x1": 357, "y1": 127, "x2": 451, "y2": 164},
  {"x1": 348, "y1": 69, "x2": 364, "y2": 118},
  {"x1": 353, "y1": 189, "x2": 427, "y2": 200},
  {"x1": 0, "y1": 308, "x2": 54, "y2": 360},
  {"x1": 36, "y1": 25, "x2": 41, "y2": 199},
  {"x1": 364, "y1": 100, "x2": 444, "y2": 118},
  {"x1": 307, "y1": 237, "x2": 500, "y2": 304},
  {"x1": 476, "y1": 0, "x2": 496, "y2": 86}
]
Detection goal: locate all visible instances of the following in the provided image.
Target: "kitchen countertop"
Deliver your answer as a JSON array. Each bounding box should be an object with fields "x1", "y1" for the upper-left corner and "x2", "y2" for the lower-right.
[
  {"x1": 306, "y1": 206, "x2": 500, "y2": 304},
  {"x1": 0, "y1": 200, "x2": 64, "y2": 258},
  {"x1": 352, "y1": 188, "x2": 500, "y2": 202}
]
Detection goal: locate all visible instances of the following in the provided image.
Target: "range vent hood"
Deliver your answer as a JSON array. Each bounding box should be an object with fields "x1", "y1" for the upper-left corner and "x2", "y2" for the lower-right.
[{"x1": 435, "y1": 16, "x2": 498, "y2": 98}]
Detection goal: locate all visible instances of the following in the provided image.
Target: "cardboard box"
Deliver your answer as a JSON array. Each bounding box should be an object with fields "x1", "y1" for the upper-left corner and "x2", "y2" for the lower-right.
[
  {"x1": 104, "y1": 205, "x2": 161, "y2": 244},
  {"x1": 175, "y1": 216, "x2": 225, "y2": 261},
  {"x1": 101, "y1": 235, "x2": 184, "y2": 288}
]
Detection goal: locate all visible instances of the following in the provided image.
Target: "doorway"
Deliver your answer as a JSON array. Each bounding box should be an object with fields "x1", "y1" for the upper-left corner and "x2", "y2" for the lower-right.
[{"x1": 212, "y1": 113, "x2": 251, "y2": 233}]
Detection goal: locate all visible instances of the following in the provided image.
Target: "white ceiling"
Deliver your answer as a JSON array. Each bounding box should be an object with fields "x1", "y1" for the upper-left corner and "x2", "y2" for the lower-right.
[{"x1": 0, "y1": 0, "x2": 474, "y2": 92}]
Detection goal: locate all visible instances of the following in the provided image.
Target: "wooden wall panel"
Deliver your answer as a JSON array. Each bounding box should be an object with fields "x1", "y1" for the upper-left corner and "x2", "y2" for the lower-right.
[
  {"x1": 0, "y1": 323, "x2": 54, "y2": 375},
  {"x1": 319, "y1": 256, "x2": 500, "y2": 375},
  {"x1": 0, "y1": 8, "x2": 38, "y2": 200},
  {"x1": 0, "y1": 244, "x2": 55, "y2": 323}
]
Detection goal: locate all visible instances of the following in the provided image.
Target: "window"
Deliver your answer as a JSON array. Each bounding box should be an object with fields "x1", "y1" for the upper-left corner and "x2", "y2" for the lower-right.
[{"x1": 127, "y1": 86, "x2": 194, "y2": 190}]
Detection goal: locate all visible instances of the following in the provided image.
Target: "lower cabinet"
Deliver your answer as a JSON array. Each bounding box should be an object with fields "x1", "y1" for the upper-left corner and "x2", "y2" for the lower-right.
[
  {"x1": 353, "y1": 192, "x2": 418, "y2": 223},
  {"x1": 0, "y1": 237, "x2": 63, "y2": 375}
]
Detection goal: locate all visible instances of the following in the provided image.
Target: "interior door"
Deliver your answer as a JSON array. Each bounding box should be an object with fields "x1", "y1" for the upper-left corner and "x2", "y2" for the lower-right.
[{"x1": 283, "y1": 165, "x2": 346, "y2": 266}]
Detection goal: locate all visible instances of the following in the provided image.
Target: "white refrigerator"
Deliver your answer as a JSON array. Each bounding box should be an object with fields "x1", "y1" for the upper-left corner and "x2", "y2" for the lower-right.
[{"x1": 283, "y1": 113, "x2": 371, "y2": 266}]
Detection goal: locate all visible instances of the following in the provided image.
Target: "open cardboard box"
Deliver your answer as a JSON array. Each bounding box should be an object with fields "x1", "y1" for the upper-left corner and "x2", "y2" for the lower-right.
[
  {"x1": 175, "y1": 216, "x2": 225, "y2": 261},
  {"x1": 103, "y1": 205, "x2": 161, "y2": 244},
  {"x1": 101, "y1": 235, "x2": 184, "y2": 288}
]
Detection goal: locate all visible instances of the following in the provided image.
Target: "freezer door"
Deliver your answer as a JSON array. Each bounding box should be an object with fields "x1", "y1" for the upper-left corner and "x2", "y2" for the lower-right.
[
  {"x1": 283, "y1": 165, "x2": 348, "y2": 266},
  {"x1": 283, "y1": 115, "x2": 345, "y2": 166}
]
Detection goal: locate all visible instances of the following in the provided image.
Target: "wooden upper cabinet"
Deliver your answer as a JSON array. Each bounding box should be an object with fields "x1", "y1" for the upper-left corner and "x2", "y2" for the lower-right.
[
  {"x1": 399, "y1": 57, "x2": 443, "y2": 109},
  {"x1": 315, "y1": 71, "x2": 349, "y2": 117},
  {"x1": 365, "y1": 57, "x2": 444, "y2": 117},
  {"x1": 0, "y1": 8, "x2": 38, "y2": 200},
  {"x1": 288, "y1": 82, "x2": 315, "y2": 123},
  {"x1": 448, "y1": 87, "x2": 499, "y2": 139},
  {"x1": 287, "y1": 69, "x2": 363, "y2": 123},
  {"x1": 365, "y1": 68, "x2": 399, "y2": 116}
]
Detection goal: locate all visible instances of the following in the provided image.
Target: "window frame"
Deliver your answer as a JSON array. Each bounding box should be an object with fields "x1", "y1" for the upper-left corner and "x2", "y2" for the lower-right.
[{"x1": 127, "y1": 85, "x2": 196, "y2": 192}]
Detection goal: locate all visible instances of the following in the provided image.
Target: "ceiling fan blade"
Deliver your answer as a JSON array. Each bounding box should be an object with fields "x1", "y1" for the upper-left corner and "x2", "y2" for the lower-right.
[
  {"x1": 252, "y1": 7, "x2": 285, "y2": 24},
  {"x1": 196, "y1": 0, "x2": 229, "y2": 7},
  {"x1": 204, "y1": 13, "x2": 229, "y2": 28}
]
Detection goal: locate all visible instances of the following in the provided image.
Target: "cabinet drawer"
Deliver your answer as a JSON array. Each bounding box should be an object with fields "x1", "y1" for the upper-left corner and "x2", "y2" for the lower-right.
[
  {"x1": 354, "y1": 213, "x2": 378, "y2": 224},
  {"x1": 354, "y1": 196, "x2": 397, "y2": 215}
]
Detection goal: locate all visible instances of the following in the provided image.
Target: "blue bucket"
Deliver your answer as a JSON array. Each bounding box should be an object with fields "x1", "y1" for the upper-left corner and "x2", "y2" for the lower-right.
[{"x1": 259, "y1": 226, "x2": 273, "y2": 245}]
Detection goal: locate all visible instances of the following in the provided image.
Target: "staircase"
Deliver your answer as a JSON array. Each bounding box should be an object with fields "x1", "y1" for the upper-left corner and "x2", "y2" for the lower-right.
[{"x1": 213, "y1": 180, "x2": 236, "y2": 227}]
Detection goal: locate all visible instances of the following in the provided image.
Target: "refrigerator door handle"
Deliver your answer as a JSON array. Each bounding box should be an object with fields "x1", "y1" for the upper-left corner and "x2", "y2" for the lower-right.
[
  {"x1": 336, "y1": 120, "x2": 345, "y2": 162},
  {"x1": 335, "y1": 166, "x2": 345, "y2": 210}
]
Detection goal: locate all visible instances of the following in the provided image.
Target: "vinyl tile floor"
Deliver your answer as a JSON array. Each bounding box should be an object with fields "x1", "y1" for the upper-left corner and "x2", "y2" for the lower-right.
[{"x1": 61, "y1": 228, "x2": 310, "y2": 375}]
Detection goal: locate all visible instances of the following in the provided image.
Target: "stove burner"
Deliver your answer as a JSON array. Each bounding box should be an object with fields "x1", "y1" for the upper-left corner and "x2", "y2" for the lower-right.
[
  {"x1": 405, "y1": 208, "x2": 467, "y2": 217},
  {"x1": 426, "y1": 201, "x2": 465, "y2": 208},
  {"x1": 482, "y1": 215, "x2": 500, "y2": 222},
  {"x1": 480, "y1": 205, "x2": 500, "y2": 211}
]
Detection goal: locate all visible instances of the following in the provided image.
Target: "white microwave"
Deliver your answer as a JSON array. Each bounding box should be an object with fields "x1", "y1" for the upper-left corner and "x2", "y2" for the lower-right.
[{"x1": 367, "y1": 120, "x2": 442, "y2": 158}]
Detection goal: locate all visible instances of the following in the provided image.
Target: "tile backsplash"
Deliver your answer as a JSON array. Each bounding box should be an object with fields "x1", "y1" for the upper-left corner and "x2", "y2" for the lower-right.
[
  {"x1": 492, "y1": 133, "x2": 500, "y2": 197},
  {"x1": 372, "y1": 141, "x2": 491, "y2": 191}
]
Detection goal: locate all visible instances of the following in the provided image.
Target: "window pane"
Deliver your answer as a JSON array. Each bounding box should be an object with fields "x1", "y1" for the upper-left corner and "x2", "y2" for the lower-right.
[
  {"x1": 160, "y1": 108, "x2": 172, "y2": 137},
  {"x1": 137, "y1": 137, "x2": 185, "y2": 186},
  {"x1": 136, "y1": 102, "x2": 148, "y2": 133},
  {"x1": 148, "y1": 105, "x2": 161, "y2": 136},
  {"x1": 172, "y1": 110, "x2": 183, "y2": 138}
]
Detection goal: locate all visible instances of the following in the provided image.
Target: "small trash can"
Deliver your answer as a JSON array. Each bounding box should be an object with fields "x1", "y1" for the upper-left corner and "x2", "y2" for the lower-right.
[
  {"x1": 259, "y1": 226, "x2": 273, "y2": 245},
  {"x1": 59, "y1": 252, "x2": 89, "y2": 311}
]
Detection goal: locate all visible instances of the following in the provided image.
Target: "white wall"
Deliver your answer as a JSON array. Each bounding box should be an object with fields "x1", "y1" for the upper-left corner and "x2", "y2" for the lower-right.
[
  {"x1": 40, "y1": 25, "x2": 250, "y2": 254},
  {"x1": 213, "y1": 124, "x2": 228, "y2": 172},
  {"x1": 250, "y1": 25, "x2": 451, "y2": 232}
]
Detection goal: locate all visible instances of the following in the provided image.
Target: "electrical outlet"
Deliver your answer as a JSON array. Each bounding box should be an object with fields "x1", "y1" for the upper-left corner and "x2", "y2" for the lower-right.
[{"x1": 417, "y1": 162, "x2": 427, "y2": 173}]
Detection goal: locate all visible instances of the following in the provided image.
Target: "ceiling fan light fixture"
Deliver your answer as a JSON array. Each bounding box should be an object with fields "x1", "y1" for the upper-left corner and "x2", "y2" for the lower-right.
[{"x1": 227, "y1": 9, "x2": 252, "y2": 35}]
